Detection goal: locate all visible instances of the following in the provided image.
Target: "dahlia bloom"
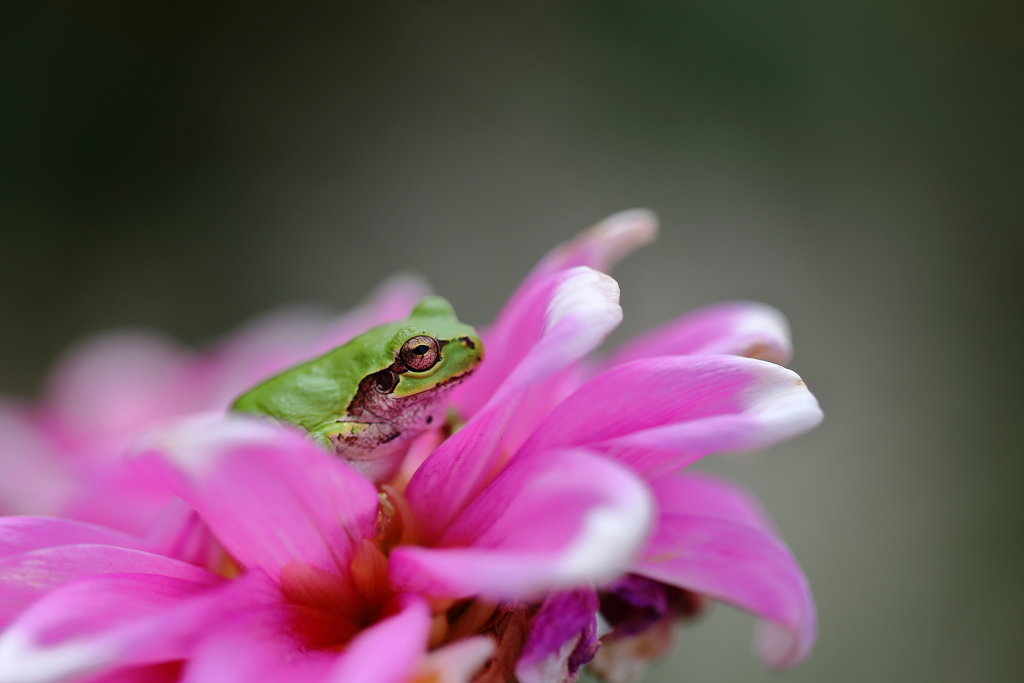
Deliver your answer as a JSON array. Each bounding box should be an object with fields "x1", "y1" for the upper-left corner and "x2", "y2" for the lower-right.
[{"x1": 0, "y1": 210, "x2": 822, "y2": 683}]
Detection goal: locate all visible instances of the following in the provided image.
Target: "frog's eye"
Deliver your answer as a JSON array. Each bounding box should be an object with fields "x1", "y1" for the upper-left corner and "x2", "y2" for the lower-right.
[{"x1": 400, "y1": 335, "x2": 440, "y2": 372}]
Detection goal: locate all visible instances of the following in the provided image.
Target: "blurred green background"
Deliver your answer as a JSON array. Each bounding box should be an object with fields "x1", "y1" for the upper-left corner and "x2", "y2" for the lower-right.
[{"x1": 2, "y1": 2, "x2": 1022, "y2": 680}]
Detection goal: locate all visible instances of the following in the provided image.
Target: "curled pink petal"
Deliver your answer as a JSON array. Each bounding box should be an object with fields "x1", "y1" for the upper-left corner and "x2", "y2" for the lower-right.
[
  {"x1": 607, "y1": 301, "x2": 792, "y2": 368},
  {"x1": 518, "y1": 356, "x2": 823, "y2": 478},
  {"x1": 132, "y1": 414, "x2": 379, "y2": 581},
  {"x1": 634, "y1": 476, "x2": 815, "y2": 669},
  {"x1": 0, "y1": 546, "x2": 220, "y2": 628},
  {"x1": 409, "y1": 268, "x2": 622, "y2": 541},
  {"x1": 392, "y1": 450, "x2": 653, "y2": 600},
  {"x1": 453, "y1": 266, "x2": 621, "y2": 417},
  {"x1": 0, "y1": 572, "x2": 268, "y2": 682},
  {"x1": 526, "y1": 209, "x2": 658, "y2": 284},
  {"x1": 323, "y1": 597, "x2": 431, "y2": 683}
]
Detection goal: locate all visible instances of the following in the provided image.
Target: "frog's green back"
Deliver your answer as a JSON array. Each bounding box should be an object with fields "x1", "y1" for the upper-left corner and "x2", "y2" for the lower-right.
[{"x1": 231, "y1": 296, "x2": 479, "y2": 431}]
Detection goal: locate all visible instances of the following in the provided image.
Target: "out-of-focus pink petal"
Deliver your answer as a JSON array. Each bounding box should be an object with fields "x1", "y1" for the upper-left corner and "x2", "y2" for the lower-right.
[
  {"x1": 413, "y1": 637, "x2": 494, "y2": 683},
  {"x1": 323, "y1": 597, "x2": 431, "y2": 683},
  {"x1": 0, "y1": 546, "x2": 220, "y2": 628},
  {"x1": 184, "y1": 307, "x2": 336, "y2": 414},
  {"x1": 0, "y1": 403, "x2": 73, "y2": 516},
  {"x1": 0, "y1": 517, "x2": 151, "y2": 561},
  {"x1": 59, "y1": 464, "x2": 178, "y2": 537},
  {"x1": 409, "y1": 268, "x2": 622, "y2": 542},
  {"x1": 181, "y1": 604, "x2": 335, "y2": 683},
  {"x1": 0, "y1": 572, "x2": 268, "y2": 682},
  {"x1": 525, "y1": 209, "x2": 658, "y2": 286},
  {"x1": 315, "y1": 274, "x2": 432, "y2": 352},
  {"x1": 43, "y1": 331, "x2": 193, "y2": 448},
  {"x1": 515, "y1": 588, "x2": 599, "y2": 683},
  {"x1": 133, "y1": 414, "x2": 378, "y2": 581},
  {"x1": 391, "y1": 450, "x2": 653, "y2": 601},
  {"x1": 633, "y1": 477, "x2": 815, "y2": 669},
  {"x1": 517, "y1": 356, "x2": 823, "y2": 479},
  {"x1": 607, "y1": 301, "x2": 792, "y2": 368}
]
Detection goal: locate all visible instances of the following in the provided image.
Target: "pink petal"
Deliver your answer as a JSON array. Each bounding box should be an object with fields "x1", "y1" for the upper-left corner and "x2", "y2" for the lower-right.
[
  {"x1": 43, "y1": 331, "x2": 194, "y2": 448},
  {"x1": 408, "y1": 268, "x2": 623, "y2": 542},
  {"x1": 525, "y1": 209, "x2": 658, "y2": 286},
  {"x1": 451, "y1": 209, "x2": 653, "y2": 420},
  {"x1": 414, "y1": 637, "x2": 494, "y2": 683},
  {"x1": 517, "y1": 356, "x2": 823, "y2": 479},
  {"x1": 0, "y1": 572, "x2": 267, "y2": 682},
  {"x1": 0, "y1": 517, "x2": 151, "y2": 561},
  {"x1": 0, "y1": 546, "x2": 220, "y2": 628},
  {"x1": 85, "y1": 662, "x2": 184, "y2": 683},
  {"x1": 181, "y1": 603, "x2": 336, "y2": 683},
  {"x1": 143, "y1": 501, "x2": 228, "y2": 573},
  {"x1": 452, "y1": 266, "x2": 622, "y2": 417},
  {"x1": 649, "y1": 473, "x2": 777, "y2": 535},
  {"x1": 391, "y1": 450, "x2": 653, "y2": 601},
  {"x1": 633, "y1": 477, "x2": 815, "y2": 669},
  {"x1": 133, "y1": 414, "x2": 379, "y2": 582},
  {"x1": 323, "y1": 597, "x2": 431, "y2": 683},
  {"x1": 500, "y1": 363, "x2": 591, "y2": 458},
  {"x1": 0, "y1": 403, "x2": 73, "y2": 516},
  {"x1": 607, "y1": 301, "x2": 793, "y2": 368}
]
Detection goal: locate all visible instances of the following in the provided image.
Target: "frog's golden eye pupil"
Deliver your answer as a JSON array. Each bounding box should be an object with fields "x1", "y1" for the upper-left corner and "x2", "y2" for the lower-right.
[{"x1": 400, "y1": 336, "x2": 440, "y2": 371}]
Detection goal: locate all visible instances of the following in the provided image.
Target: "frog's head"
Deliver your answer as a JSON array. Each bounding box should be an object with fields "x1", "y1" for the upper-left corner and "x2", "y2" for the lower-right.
[{"x1": 381, "y1": 296, "x2": 484, "y2": 397}]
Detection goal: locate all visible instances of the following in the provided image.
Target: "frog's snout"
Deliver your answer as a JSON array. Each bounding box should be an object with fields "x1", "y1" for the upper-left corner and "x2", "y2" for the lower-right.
[{"x1": 457, "y1": 336, "x2": 476, "y2": 350}]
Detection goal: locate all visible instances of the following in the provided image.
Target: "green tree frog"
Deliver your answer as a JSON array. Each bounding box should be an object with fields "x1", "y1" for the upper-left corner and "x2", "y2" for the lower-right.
[{"x1": 232, "y1": 296, "x2": 483, "y2": 483}]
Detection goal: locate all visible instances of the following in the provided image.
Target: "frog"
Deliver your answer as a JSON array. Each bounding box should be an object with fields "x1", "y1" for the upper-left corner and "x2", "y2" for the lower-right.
[{"x1": 231, "y1": 296, "x2": 483, "y2": 483}]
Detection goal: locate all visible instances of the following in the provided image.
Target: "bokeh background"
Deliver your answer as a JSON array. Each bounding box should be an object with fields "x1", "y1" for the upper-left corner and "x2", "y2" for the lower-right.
[{"x1": 2, "y1": 2, "x2": 1022, "y2": 681}]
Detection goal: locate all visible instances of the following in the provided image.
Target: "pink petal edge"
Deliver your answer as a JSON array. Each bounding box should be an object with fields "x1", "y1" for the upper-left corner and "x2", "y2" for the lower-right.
[{"x1": 518, "y1": 355, "x2": 823, "y2": 479}]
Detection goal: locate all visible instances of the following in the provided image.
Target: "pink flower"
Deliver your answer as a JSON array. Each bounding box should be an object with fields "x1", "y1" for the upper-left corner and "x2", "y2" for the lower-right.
[
  {"x1": 0, "y1": 210, "x2": 822, "y2": 683},
  {"x1": 0, "y1": 276, "x2": 430, "y2": 533}
]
